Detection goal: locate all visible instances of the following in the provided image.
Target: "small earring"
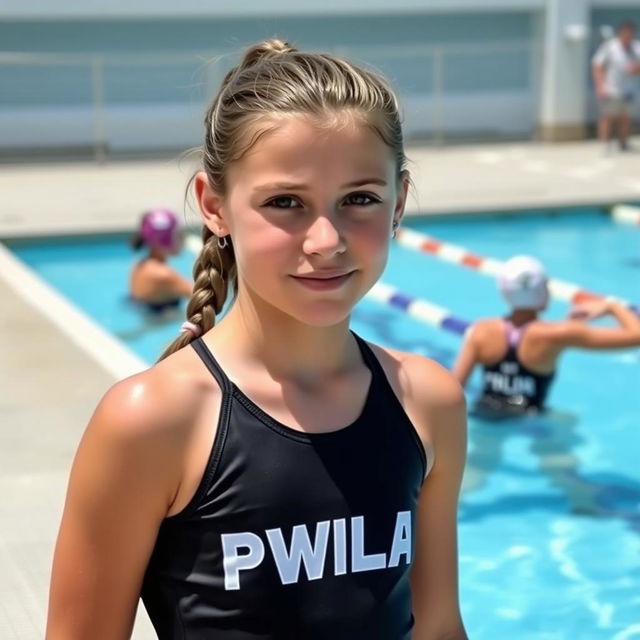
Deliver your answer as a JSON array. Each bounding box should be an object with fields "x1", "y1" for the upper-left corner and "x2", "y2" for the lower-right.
[
  {"x1": 217, "y1": 235, "x2": 228, "y2": 250},
  {"x1": 392, "y1": 221, "x2": 399, "y2": 239}
]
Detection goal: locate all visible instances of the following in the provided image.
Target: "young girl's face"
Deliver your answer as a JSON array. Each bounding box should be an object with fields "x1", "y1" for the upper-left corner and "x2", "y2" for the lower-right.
[{"x1": 208, "y1": 114, "x2": 408, "y2": 327}]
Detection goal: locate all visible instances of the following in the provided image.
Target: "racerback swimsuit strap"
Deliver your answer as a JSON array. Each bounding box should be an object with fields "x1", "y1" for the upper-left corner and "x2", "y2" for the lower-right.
[
  {"x1": 504, "y1": 319, "x2": 527, "y2": 348},
  {"x1": 190, "y1": 337, "x2": 233, "y2": 394}
]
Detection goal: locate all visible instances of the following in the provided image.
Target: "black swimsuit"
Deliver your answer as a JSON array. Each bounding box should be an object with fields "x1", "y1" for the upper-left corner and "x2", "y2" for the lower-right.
[
  {"x1": 128, "y1": 295, "x2": 181, "y2": 314},
  {"x1": 474, "y1": 320, "x2": 555, "y2": 419},
  {"x1": 141, "y1": 333, "x2": 426, "y2": 639}
]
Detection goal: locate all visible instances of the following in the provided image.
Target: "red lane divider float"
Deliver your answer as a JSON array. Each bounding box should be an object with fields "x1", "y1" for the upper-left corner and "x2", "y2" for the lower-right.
[{"x1": 395, "y1": 227, "x2": 638, "y2": 313}]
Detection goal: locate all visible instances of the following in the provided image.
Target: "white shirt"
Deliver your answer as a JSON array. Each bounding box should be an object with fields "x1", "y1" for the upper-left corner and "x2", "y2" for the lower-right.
[{"x1": 592, "y1": 37, "x2": 640, "y2": 97}]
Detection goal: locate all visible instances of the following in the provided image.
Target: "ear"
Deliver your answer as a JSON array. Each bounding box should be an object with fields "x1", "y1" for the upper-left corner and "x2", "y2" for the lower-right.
[
  {"x1": 393, "y1": 170, "x2": 411, "y2": 228},
  {"x1": 194, "y1": 171, "x2": 230, "y2": 237}
]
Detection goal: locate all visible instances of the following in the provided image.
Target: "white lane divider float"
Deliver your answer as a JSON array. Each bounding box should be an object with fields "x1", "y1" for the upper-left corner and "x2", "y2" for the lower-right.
[
  {"x1": 611, "y1": 204, "x2": 640, "y2": 226},
  {"x1": 395, "y1": 227, "x2": 639, "y2": 314},
  {"x1": 367, "y1": 282, "x2": 470, "y2": 336}
]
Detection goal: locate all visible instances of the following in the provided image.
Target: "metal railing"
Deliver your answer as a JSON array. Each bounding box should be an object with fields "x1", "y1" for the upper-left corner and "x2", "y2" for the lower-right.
[{"x1": 0, "y1": 40, "x2": 543, "y2": 161}]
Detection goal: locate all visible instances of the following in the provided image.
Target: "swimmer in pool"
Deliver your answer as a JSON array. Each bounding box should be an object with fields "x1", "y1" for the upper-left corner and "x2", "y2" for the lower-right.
[
  {"x1": 129, "y1": 208, "x2": 192, "y2": 313},
  {"x1": 453, "y1": 255, "x2": 640, "y2": 419}
]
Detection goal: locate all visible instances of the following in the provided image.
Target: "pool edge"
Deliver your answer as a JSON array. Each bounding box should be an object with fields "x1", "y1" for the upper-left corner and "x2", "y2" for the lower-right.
[{"x1": 0, "y1": 242, "x2": 147, "y2": 380}]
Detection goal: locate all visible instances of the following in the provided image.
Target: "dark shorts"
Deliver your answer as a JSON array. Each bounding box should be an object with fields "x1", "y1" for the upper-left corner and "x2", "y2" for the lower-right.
[{"x1": 601, "y1": 94, "x2": 634, "y2": 116}]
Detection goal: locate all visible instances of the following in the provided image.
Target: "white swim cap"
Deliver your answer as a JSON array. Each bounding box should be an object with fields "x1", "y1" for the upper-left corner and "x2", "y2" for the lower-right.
[{"x1": 498, "y1": 255, "x2": 548, "y2": 310}]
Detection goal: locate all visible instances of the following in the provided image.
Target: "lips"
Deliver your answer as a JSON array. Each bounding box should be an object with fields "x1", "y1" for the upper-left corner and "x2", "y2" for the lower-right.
[
  {"x1": 294, "y1": 270, "x2": 354, "y2": 280},
  {"x1": 291, "y1": 270, "x2": 355, "y2": 290}
]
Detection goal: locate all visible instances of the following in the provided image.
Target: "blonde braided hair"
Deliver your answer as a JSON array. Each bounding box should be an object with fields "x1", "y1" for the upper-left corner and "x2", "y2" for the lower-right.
[{"x1": 158, "y1": 225, "x2": 236, "y2": 360}]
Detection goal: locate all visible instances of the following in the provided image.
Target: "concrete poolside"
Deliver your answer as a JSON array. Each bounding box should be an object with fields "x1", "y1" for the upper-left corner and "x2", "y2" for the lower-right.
[
  {"x1": 1, "y1": 136, "x2": 639, "y2": 639},
  {"x1": 2, "y1": 137, "x2": 640, "y2": 239},
  {"x1": 0, "y1": 276, "x2": 156, "y2": 639}
]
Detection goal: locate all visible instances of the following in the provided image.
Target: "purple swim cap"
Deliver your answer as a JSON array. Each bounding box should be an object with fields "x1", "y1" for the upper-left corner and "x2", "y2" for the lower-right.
[{"x1": 140, "y1": 209, "x2": 179, "y2": 249}]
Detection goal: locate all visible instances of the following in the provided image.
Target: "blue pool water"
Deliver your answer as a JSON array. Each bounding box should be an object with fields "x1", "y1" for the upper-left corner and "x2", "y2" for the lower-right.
[{"x1": 8, "y1": 209, "x2": 640, "y2": 639}]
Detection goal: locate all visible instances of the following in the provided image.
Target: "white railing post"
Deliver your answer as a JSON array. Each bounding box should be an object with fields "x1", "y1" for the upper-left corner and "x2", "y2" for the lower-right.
[
  {"x1": 91, "y1": 55, "x2": 107, "y2": 163},
  {"x1": 432, "y1": 47, "x2": 444, "y2": 145}
]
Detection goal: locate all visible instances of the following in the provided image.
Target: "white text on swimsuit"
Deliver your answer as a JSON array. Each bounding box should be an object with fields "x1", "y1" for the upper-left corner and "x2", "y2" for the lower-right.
[{"x1": 221, "y1": 511, "x2": 412, "y2": 590}]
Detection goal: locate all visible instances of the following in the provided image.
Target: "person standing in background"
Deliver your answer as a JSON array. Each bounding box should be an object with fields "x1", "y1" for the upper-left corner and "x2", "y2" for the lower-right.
[{"x1": 592, "y1": 21, "x2": 640, "y2": 151}]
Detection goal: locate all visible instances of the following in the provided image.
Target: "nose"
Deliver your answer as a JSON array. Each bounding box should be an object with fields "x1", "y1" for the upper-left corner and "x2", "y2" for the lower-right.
[{"x1": 302, "y1": 215, "x2": 346, "y2": 258}]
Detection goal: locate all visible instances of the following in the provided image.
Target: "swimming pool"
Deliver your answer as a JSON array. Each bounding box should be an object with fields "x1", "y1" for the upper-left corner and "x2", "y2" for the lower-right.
[{"x1": 7, "y1": 208, "x2": 640, "y2": 639}]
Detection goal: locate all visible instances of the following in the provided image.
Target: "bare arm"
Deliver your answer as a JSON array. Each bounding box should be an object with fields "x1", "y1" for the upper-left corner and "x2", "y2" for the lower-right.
[
  {"x1": 555, "y1": 301, "x2": 640, "y2": 350},
  {"x1": 452, "y1": 327, "x2": 478, "y2": 387},
  {"x1": 46, "y1": 372, "x2": 193, "y2": 640},
  {"x1": 592, "y1": 63, "x2": 607, "y2": 97},
  {"x1": 592, "y1": 44, "x2": 608, "y2": 98},
  {"x1": 409, "y1": 363, "x2": 468, "y2": 640}
]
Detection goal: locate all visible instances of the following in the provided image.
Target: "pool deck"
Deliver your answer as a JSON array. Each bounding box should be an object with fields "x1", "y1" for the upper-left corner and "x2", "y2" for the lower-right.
[
  {"x1": 2, "y1": 137, "x2": 640, "y2": 239},
  {"x1": 1, "y1": 137, "x2": 640, "y2": 639}
]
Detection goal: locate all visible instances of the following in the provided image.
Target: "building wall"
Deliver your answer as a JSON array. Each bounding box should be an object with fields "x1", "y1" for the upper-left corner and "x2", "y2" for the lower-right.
[
  {"x1": 0, "y1": 10, "x2": 540, "y2": 153},
  {"x1": 0, "y1": 0, "x2": 547, "y2": 19},
  {"x1": 591, "y1": 6, "x2": 640, "y2": 33}
]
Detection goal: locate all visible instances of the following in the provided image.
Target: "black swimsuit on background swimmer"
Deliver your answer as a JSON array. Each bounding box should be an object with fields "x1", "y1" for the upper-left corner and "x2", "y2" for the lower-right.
[
  {"x1": 141, "y1": 333, "x2": 426, "y2": 640},
  {"x1": 127, "y1": 295, "x2": 182, "y2": 315},
  {"x1": 473, "y1": 320, "x2": 555, "y2": 420}
]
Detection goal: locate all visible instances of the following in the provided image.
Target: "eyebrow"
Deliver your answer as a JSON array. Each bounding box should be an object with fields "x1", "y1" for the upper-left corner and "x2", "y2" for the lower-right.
[{"x1": 253, "y1": 178, "x2": 388, "y2": 192}]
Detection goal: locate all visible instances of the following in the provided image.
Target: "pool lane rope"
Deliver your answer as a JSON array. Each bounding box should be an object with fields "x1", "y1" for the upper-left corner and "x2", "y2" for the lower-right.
[
  {"x1": 185, "y1": 235, "x2": 471, "y2": 337},
  {"x1": 395, "y1": 227, "x2": 639, "y2": 314},
  {"x1": 367, "y1": 282, "x2": 470, "y2": 336},
  {"x1": 611, "y1": 204, "x2": 640, "y2": 226}
]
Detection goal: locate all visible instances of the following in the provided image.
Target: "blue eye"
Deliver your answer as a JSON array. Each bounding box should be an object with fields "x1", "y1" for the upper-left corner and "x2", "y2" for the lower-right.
[
  {"x1": 265, "y1": 196, "x2": 301, "y2": 209},
  {"x1": 344, "y1": 193, "x2": 381, "y2": 206}
]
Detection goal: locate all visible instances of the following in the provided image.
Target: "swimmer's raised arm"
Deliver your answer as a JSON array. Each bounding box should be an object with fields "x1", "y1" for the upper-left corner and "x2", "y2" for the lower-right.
[
  {"x1": 46, "y1": 367, "x2": 206, "y2": 640},
  {"x1": 553, "y1": 300, "x2": 640, "y2": 350},
  {"x1": 404, "y1": 357, "x2": 468, "y2": 640}
]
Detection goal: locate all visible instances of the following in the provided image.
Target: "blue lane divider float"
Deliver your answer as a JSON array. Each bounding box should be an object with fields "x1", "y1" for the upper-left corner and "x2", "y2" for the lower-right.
[
  {"x1": 367, "y1": 282, "x2": 471, "y2": 336},
  {"x1": 186, "y1": 236, "x2": 471, "y2": 337}
]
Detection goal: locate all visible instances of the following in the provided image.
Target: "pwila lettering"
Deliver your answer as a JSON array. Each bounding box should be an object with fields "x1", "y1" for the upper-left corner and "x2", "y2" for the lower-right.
[{"x1": 221, "y1": 511, "x2": 412, "y2": 590}]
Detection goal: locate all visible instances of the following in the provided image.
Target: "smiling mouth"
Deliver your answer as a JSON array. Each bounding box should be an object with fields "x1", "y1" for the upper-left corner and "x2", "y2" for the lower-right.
[
  {"x1": 291, "y1": 270, "x2": 355, "y2": 290},
  {"x1": 295, "y1": 270, "x2": 354, "y2": 280}
]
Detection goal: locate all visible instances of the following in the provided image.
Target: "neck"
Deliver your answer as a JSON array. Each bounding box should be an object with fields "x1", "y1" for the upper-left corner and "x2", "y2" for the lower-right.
[
  {"x1": 508, "y1": 309, "x2": 538, "y2": 325},
  {"x1": 149, "y1": 248, "x2": 167, "y2": 262},
  {"x1": 211, "y1": 293, "x2": 359, "y2": 385}
]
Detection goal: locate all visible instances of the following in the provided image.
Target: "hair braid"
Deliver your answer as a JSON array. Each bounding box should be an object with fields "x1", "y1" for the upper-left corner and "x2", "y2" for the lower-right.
[{"x1": 158, "y1": 227, "x2": 236, "y2": 361}]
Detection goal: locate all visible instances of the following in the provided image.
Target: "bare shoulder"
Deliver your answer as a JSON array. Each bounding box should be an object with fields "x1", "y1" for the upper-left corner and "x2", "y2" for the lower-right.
[
  {"x1": 468, "y1": 317, "x2": 504, "y2": 340},
  {"x1": 92, "y1": 346, "x2": 219, "y2": 447},
  {"x1": 369, "y1": 343, "x2": 464, "y2": 411},
  {"x1": 367, "y1": 342, "x2": 466, "y2": 471},
  {"x1": 367, "y1": 343, "x2": 467, "y2": 480},
  {"x1": 526, "y1": 319, "x2": 581, "y2": 343},
  {"x1": 134, "y1": 257, "x2": 178, "y2": 283}
]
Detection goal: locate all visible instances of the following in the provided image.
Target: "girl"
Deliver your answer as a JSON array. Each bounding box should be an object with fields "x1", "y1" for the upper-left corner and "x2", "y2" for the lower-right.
[
  {"x1": 129, "y1": 208, "x2": 192, "y2": 313},
  {"x1": 453, "y1": 254, "x2": 640, "y2": 419},
  {"x1": 46, "y1": 40, "x2": 468, "y2": 640}
]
